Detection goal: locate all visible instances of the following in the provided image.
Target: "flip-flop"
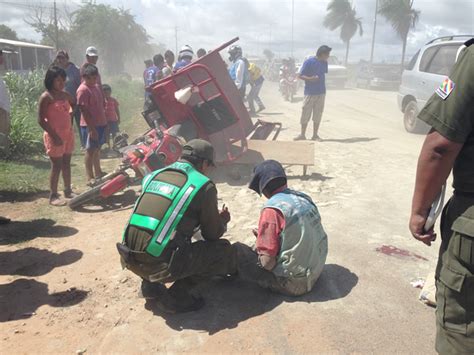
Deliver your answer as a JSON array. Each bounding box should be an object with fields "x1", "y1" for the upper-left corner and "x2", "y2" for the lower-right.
[{"x1": 49, "y1": 195, "x2": 67, "y2": 207}]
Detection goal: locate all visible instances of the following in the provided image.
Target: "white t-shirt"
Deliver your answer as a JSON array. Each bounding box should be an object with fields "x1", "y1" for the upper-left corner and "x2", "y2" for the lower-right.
[{"x1": 0, "y1": 79, "x2": 11, "y2": 113}]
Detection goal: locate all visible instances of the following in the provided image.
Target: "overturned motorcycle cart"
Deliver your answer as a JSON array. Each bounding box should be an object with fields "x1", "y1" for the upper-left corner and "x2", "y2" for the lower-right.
[
  {"x1": 68, "y1": 38, "x2": 314, "y2": 209},
  {"x1": 145, "y1": 37, "x2": 315, "y2": 175}
]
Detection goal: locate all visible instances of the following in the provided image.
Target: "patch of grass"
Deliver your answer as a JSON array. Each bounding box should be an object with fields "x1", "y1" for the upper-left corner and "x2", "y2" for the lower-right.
[{"x1": 0, "y1": 78, "x2": 146, "y2": 195}]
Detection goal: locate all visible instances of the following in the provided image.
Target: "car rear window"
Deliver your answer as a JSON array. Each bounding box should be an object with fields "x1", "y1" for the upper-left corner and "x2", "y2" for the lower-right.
[
  {"x1": 425, "y1": 45, "x2": 460, "y2": 76},
  {"x1": 420, "y1": 44, "x2": 460, "y2": 76},
  {"x1": 419, "y1": 47, "x2": 438, "y2": 72}
]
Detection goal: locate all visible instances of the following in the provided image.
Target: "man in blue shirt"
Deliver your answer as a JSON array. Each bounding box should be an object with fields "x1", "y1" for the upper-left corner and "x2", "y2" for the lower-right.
[{"x1": 294, "y1": 45, "x2": 331, "y2": 141}]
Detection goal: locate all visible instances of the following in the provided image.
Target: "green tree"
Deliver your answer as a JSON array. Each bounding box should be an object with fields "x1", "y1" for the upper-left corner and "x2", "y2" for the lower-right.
[
  {"x1": 71, "y1": 2, "x2": 150, "y2": 75},
  {"x1": 263, "y1": 49, "x2": 275, "y2": 62},
  {"x1": 378, "y1": 0, "x2": 420, "y2": 70},
  {"x1": 0, "y1": 24, "x2": 19, "y2": 40},
  {"x1": 323, "y1": 0, "x2": 363, "y2": 65}
]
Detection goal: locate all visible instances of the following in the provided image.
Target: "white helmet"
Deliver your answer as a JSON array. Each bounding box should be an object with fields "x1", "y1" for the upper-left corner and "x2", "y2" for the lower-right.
[{"x1": 179, "y1": 45, "x2": 194, "y2": 59}]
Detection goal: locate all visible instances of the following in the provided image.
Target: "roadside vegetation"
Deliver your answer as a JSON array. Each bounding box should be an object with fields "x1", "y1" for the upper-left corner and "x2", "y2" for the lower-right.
[{"x1": 0, "y1": 69, "x2": 145, "y2": 194}]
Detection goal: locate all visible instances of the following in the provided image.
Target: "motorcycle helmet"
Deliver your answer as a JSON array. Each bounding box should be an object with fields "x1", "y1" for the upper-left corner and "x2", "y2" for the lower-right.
[
  {"x1": 179, "y1": 45, "x2": 194, "y2": 60},
  {"x1": 228, "y1": 45, "x2": 242, "y2": 62}
]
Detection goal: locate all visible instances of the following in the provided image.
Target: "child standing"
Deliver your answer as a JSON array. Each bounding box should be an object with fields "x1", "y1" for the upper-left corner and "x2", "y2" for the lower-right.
[
  {"x1": 38, "y1": 66, "x2": 76, "y2": 206},
  {"x1": 76, "y1": 63, "x2": 107, "y2": 185},
  {"x1": 102, "y1": 84, "x2": 120, "y2": 150}
]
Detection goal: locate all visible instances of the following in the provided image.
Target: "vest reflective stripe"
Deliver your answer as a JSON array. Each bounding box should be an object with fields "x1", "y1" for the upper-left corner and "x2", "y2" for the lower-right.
[
  {"x1": 124, "y1": 161, "x2": 210, "y2": 257},
  {"x1": 155, "y1": 184, "x2": 195, "y2": 244},
  {"x1": 129, "y1": 214, "x2": 160, "y2": 231}
]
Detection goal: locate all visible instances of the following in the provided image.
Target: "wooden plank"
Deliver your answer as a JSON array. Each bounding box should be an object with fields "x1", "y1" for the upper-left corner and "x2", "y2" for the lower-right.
[{"x1": 233, "y1": 140, "x2": 314, "y2": 166}]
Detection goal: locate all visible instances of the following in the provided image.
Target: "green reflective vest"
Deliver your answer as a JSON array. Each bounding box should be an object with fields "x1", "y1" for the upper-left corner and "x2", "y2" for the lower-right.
[{"x1": 123, "y1": 161, "x2": 210, "y2": 257}]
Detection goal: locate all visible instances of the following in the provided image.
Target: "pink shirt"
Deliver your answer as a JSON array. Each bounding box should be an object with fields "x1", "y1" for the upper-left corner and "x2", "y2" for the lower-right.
[
  {"x1": 45, "y1": 99, "x2": 72, "y2": 132},
  {"x1": 76, "y1": 83, "x2": 107, "y2": 127},
  {"x1": 105, "y1": 97, "x2": 119, "y2": 122}
]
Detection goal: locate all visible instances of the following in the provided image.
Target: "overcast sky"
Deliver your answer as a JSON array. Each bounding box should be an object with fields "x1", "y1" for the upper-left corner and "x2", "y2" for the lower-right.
[{"x1": 1, "y1": 0, "x2": 473, "y2": 63}]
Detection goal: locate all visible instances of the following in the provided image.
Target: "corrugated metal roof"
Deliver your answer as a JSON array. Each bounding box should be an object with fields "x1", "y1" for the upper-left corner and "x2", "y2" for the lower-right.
[{"x1": 0, "y1": 38, "x2": 54, "y2": 50}]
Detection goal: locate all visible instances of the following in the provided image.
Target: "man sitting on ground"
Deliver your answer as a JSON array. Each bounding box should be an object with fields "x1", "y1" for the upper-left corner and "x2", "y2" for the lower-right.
[{"x1": 233, "y1": 160, "x2": 328, "y2": 296}]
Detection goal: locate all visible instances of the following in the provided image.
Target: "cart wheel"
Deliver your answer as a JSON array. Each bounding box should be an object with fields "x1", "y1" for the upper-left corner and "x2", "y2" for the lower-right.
[{"x1": 68, "y1": 184, "x2": 105, "y2": 210}]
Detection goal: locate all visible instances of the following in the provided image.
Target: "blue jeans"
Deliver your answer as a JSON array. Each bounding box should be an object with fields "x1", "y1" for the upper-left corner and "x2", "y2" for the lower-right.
[{"x1": 248, "y1": 77, "x2": 265, "y2": 113}]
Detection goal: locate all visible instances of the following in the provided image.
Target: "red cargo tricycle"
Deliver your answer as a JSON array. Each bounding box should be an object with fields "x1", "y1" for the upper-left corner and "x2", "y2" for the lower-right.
[{"x1": 68, "y1": 38, "x2": 281, "y2": 209}]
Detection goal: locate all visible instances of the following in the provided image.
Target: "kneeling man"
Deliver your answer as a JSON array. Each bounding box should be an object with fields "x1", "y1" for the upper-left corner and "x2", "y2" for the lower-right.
[{"x1": 233, "y1": 160, "x2": 328, "y2": 296}]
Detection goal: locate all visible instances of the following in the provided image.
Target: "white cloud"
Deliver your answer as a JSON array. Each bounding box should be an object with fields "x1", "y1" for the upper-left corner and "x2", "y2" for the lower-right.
[{"x1": 1, "y1": 0, "x2": 473, "y2": 63}]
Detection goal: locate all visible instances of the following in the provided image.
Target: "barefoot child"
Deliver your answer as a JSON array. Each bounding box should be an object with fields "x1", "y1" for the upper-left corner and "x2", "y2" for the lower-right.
[
  {"x1": 76, "y1": 64, "x2": 107, "y2": 185},
  {"x1": 102, "y1": 84, "x2": 120, "y2": 150},
  {"x1": 38, "y1": 66, "x2": 76, "y2": 206}
]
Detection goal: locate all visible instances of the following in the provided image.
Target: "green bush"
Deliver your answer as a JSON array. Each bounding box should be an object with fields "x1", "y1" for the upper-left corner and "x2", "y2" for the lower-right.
[{"x1": 2, "y1": 69, "x2": 45, "y2": 159}]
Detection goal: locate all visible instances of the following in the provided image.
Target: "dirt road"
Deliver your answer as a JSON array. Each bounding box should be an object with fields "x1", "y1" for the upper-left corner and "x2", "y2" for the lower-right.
[{"x1": 0, "y1": 83, "x2": 440, "y2": 353}]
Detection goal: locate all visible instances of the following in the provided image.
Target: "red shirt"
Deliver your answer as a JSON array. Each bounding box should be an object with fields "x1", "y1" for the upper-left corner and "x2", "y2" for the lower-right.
[
  {"x1": 76, "y1": 83, "x2": 107, "y2": 127},
  {"x1": 255, "y1": 185, "x2": 287, "y2": 257},
  {"x1": 105, "y1": 97, "x2": 119, "y2": 122}
]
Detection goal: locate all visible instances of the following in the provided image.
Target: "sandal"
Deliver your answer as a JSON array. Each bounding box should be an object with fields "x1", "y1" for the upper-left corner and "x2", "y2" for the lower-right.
[
  {"x1": 49, "y1": 193, "x2": 67, "y2": 207},
  {"x1": 86, "y1": 179, "x2": 97, "y2": 188}
]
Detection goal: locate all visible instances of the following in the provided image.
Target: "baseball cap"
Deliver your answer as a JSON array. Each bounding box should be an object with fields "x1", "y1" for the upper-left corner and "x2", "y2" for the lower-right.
[
  {"x1": 249, "y1": 160, "x2": 287, "y2": 195},
  {"x1": 182, "y1": 139, "x2": 215, "y2": 166},
  {"x1": 85, "y1": 46, "x2": 99, "y2": 57}
]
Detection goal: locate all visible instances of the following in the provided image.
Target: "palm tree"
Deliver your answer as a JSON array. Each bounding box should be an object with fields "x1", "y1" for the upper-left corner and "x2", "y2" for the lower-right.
[
  {"x1": 378, "y1": 0, "x2": 420, "y2": 70},
  {"x1": 323, "y1": 0, "x2": 363, "y2": 66}
]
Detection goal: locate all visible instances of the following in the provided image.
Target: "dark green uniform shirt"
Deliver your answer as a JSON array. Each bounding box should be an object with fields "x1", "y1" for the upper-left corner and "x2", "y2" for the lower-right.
[
  {"x1": 125, "y1": 168, "x2": 225, "y2": 254},
  {"x1": 418, "y1": 43, "x2": 474, "y2": 192}
]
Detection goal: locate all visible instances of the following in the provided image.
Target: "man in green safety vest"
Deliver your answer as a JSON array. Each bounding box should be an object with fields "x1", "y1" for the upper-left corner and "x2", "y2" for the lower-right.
[{"x1": 117, "y1": 139, "x2": 235, "y2": 313}]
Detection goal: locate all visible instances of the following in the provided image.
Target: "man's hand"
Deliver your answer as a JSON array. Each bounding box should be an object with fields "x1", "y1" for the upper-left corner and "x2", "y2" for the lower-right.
[
  {"x1": 88, "y1": 127, "x2": 98, "y2": 141},
  {"x1": 52, "y1": 134, "x2": 63, "y2": 146},
  {"x1": 409, "y1": 212, "x2": 437, "y2": 246},
  {"x1": 219, "y1": 204, "x2": 231, "y2": 224},
  {"x1": 307, "y1": 75, "x2": 319, "y2": 82}
]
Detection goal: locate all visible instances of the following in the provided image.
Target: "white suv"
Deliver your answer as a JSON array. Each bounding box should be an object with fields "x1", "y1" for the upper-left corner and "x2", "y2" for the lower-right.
[{"x1": 397, "y1": 36, "x2": 470, "y2": 133}]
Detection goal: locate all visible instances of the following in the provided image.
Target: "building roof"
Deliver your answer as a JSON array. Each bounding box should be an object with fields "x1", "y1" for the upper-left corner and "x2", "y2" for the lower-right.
[{"x1": 0, "y1": 38, "x2": 54, "y2": 50}]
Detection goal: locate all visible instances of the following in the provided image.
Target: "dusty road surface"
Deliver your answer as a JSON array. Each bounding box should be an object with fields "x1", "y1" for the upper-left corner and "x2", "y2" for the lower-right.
[{"x1": 0, "y1": 83, "x2": 441, "y2": 353}]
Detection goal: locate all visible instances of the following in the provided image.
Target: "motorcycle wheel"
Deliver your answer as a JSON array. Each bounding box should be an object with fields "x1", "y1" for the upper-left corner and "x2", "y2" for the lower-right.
[{"x1": 68, "y1": 183, "x2": 105, "y2": 210}]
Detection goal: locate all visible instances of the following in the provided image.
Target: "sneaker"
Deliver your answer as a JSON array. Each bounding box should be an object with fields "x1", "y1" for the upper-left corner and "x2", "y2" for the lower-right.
[
  {"x1": 140, "y1": 280, "x2": 168, "y2": 300},
  {"x1": 294, "y1": 134, "x2": 306, "y2": 141},
  {"x1": 257, "y1": 105, "x2": 265, "y2": 113},
  {"x1": 311, "y1": 135, "x2": 322, "y2": 142}
]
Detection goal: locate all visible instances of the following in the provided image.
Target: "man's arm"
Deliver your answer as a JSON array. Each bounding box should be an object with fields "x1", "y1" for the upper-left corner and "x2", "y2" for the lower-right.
[
  {"x1": 235, "y1": 60, "x2": 244, "y2": 89},
  {"x1": 256, "y1": 208, "x2": 284, "y2": 271},
  {"x1": 199, "y1": 184, "x2": 226, "y2": 241},
  {"x1": 410, "y1": 45, "x2": 473, "y2": 245},
  {"x1": 76, "y1": 89, "x2": 98, "y2": 140},
  {"x1": 410, "y1": 130, "x2": 462, "y2": 245},
  {"x1": 298, "y1": 60, "x2": 319, "y2": 82}
]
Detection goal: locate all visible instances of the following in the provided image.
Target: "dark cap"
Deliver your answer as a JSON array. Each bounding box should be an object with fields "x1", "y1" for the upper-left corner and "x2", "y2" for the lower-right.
[
  {"x1": 249, "y1": 160, "x2": 287, "y2": 195},
  {"x1": 182, "y1": 139, "x2": 215, "y2": 166},
  {"x1": 317, "y1": 45, "x2": 332, "y2": 56}
]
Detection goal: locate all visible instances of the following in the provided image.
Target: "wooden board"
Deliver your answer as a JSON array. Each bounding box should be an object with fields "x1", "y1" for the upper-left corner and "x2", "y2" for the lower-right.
[{"x1": 233, "y1": 140, "x2": 314, "y2": 166}]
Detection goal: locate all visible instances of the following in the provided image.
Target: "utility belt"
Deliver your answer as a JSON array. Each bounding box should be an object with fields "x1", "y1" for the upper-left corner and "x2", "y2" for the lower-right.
[{"x1": 116, "y1": 240, "x2": 191, "y2": 282}]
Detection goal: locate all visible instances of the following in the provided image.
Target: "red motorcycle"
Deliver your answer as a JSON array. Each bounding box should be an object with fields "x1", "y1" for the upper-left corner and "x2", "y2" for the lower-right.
[{"x1": 68, "y1": 127, "x2": 182, "y2": 209}]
